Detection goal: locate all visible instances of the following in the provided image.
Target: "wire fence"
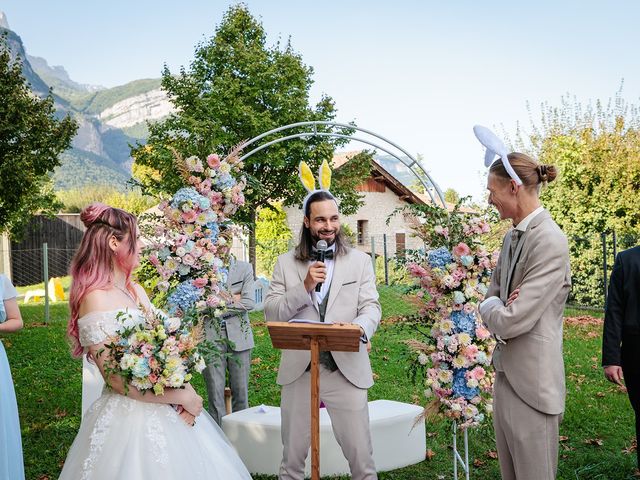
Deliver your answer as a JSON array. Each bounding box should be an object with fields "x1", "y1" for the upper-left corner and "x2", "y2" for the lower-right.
[{"x1": 4, "y1": 229, "x2": 637, "y2": 324}]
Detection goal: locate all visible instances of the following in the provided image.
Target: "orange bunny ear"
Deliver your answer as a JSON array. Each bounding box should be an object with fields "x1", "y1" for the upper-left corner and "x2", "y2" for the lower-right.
[
  {"x1": 318, "y1": 159, "x2": 332, "y2": 190},
  {"x1": 299, "y1": 162, "x2": 316, "y2": 192}
]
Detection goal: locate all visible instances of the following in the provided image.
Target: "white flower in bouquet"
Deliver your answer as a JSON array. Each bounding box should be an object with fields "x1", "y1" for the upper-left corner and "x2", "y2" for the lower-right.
[
  {"x1": 163, "y1": 317, "x2": 182, "y2": 333},
  {"x1": 417, "y1": 353, "x2": 429, "y2": 365},
  {"x1": 453, "y1": 290, "x2": 466, "y2": 305}
]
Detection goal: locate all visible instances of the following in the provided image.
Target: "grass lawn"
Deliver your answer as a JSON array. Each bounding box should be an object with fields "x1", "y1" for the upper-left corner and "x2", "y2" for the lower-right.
[{"x1": 2, "y1": 287, "x2": 637, "y2": 479}]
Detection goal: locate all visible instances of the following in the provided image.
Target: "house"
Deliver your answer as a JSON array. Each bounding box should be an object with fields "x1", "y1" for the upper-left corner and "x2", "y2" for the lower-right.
[{"x1": 284, "y1": 151, "x2": 465, "y2": 258}]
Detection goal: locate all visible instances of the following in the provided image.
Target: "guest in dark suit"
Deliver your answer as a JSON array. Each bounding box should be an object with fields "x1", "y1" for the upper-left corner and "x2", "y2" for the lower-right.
[{"x1": 603, "y1": 245, "x2": 640, "y2": 469}]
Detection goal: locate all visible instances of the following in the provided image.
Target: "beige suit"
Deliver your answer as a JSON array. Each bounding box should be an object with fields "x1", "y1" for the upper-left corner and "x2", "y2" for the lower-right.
[
  {"x1": 264, "y1": 247, "x2": 381, "y2": 480},
  {"x1": 480, "y1": 210, "x2": 571, "y2": 479}
]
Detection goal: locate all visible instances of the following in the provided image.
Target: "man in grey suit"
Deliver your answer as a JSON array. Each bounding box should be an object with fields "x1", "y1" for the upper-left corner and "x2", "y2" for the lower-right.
[
  {"x1": 264, "y1": 190, "x2": 381, "y2": 480},
  {"x1": 476, "y1": 126, "x2": 571, "y2": 480},
  {"x1": 203, "y1": 258, "x2": 255, "y2": 425}
]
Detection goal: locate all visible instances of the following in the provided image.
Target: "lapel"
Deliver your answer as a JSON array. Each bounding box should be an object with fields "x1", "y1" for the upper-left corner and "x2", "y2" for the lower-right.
[
  {"x1": 505, "y1": 210, "x2": 550, "y2": 292},
  {"x1": 297, "y1": 258, "x2": 319, "y2": 312},
  {"x1": 326, "y1": 249, "x2": 347, "y2": 314}
]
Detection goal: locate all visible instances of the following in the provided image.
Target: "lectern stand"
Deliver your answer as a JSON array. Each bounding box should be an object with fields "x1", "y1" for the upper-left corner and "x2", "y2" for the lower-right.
[{"x1": 267, "y1": 321, "x2": 362, "y2": 480}]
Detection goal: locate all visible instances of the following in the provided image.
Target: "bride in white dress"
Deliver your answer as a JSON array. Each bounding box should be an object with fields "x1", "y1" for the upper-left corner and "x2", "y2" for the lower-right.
[{"x1": 59, "y1": 203, "x2": 251, "y2": 479}]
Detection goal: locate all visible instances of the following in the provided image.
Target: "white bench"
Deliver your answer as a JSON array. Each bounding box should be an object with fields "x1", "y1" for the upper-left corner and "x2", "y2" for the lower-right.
[{"x1": 221, "y1": 399, "x2": 426, "y2": 476}]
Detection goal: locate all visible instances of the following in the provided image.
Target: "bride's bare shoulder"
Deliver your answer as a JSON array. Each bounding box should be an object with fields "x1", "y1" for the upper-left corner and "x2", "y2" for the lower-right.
[{"x1": 78, "y1": 289, "x2": 114, "y2": 317}]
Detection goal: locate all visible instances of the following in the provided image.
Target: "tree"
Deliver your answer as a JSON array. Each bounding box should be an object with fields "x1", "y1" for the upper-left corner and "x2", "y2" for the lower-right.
[
  {"x1": 443, "y1": 188, "x2": 460, "y2": 204},
  {"x1": 522, "y1": 92, "x2": 640, "y2": 306},
  {"x1": 0, "y1": 34, "x2": 77, "y2": 236},
  {"x1": 131, "y1": 5, "x2": 365, "y2": 265}
]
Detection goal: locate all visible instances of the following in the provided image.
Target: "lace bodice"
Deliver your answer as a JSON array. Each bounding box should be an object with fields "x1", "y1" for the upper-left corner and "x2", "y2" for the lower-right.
[{"x1": 77, "y1": 308, "x2": 141, "y2": 347}]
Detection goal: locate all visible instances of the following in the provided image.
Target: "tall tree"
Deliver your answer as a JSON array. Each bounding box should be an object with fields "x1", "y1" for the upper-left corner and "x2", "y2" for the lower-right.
[
  {"x1": 132, "y1": 5, "x2": 362, "y2": 265},
  {"x1": 522, "y1": 92, "x2": 640, "y2": 306},
  {"x1": 0, "y1": 34, "x2": 77, "y2": 236}
]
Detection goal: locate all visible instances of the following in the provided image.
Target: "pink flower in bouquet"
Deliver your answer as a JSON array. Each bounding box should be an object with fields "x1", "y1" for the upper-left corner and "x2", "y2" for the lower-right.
[
  {"x1": 149, "y1": 254, "x2": 160, "y2": 267},
  {"x1": 199, "y1": 178, "x2": 212, "y2": 193},
  {"x1": 175, "y1": 235, "x2": 188, "y2": 247},
  {"x1": 463, "y1": 303, "x2": 476, "y2": 314},
  {"x1": 183, "y1": 254, "x2": 196, "y2": 266},
  {"x1": 453, "y1": 242, "x2": 471, "y2": 258},
  {"x1": 452, "y1": 267, "x2": 466, "y2": 282},
  {"x1": 469, "y1": 366, "x2": 486, "y2": 380},
  {"x1": 475, "y1": 325, "x2": 491, "y2": 340},
  {"x1": 206, "y1": 295, "x2": 221, "y2": 308},
  {"x1": 192, "y1": 277, "x2": 208, "y2": 288},
  {"x1": 140, "y1": 343, "x2": 154, "y2": 357},
  {"x1": 461, "y1": 344, "x2": 479, "y2": 361},
  {"x1": 188, "y1": 175, "x2": 200, "y2": 187},
  {"x1": 207, "y1": 154, "x2": 221, "y2": 169},
  {"x1": 181, "y1": 210, "x2": 198, "y2": 223},
  {"x1": 434, "y1": 225, "x2": 449, "y2": 238}
]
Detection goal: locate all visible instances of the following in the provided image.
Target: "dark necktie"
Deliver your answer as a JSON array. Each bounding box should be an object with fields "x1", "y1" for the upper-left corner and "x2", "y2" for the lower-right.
[{"x1": 509, "y1": 229, "x2": 522, "y2": 263}]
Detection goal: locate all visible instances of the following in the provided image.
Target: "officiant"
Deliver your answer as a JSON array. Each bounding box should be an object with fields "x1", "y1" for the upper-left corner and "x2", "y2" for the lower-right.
[{"x1": 264, "y1": 162, "x2": 381, "y2": 480}]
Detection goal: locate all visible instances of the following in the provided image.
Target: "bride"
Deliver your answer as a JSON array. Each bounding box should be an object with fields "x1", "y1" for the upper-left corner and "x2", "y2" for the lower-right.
[{"x1": 59, "y1": 203, "x2": 251, "y2": 479}]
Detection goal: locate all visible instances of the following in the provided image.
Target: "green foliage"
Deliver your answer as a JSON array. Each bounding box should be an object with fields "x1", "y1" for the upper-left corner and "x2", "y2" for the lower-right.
[
  {"x1": 56, "y1": 185, "x2": 157, "y2": 215},
  {"x1": 0, "y1": 34, "x2": 78, "y2": 237},
  {"x1": 255, "y1": 202, "x2": 291, "y2": 277},
  {"x1": 525, "y1": 94, "x2": 640, "y2": 306},
  {"x1": 374, "y1": 256, "x2": 412, "y2": 287},
  {"x1": 443, "y1": 187, "x2": 460, "y2": 204},
  {"x1": 131, "y1": 5, "x2": 359, "y2": 225}
]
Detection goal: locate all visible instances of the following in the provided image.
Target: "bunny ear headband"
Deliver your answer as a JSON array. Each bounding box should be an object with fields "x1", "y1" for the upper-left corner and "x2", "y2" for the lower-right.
[
  {"x1": 299, "y1": 159, "x2": 336, "y2": 214},
  {"x1": 473, "y1": 125, "x2": 522, "y2": 185}
]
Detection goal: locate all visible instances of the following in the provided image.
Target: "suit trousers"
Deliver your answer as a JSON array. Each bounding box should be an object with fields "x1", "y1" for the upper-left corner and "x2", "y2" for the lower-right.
[
  {"x1": 202, "y1": 325, "x2": 252, "y2": 426},
  {"x1": 493, "y1": 372, "x2": 561, "y2": 480},
  {"x1": 279, "y1": 365, "x2": 377, "y2": 480},
  {"x1": 622, "y1": 333, "x2": 640, "y2": 468}
]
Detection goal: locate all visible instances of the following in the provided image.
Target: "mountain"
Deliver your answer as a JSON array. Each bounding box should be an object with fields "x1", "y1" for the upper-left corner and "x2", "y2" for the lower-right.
[{"x1": 1, "y1": 12, "x2": 174, "y2": 191}]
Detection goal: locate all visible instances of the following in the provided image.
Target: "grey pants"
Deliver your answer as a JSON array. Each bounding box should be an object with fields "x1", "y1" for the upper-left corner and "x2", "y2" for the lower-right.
[
  {"x1": 279, "y1": 365, "x2": 377, "y2": 480},
  {"x1": 202, "y1": 326, "x2": 252, "y2": 426},
  {"x1": 493, "y1": 371, "x2": 561, "y2": 480}
]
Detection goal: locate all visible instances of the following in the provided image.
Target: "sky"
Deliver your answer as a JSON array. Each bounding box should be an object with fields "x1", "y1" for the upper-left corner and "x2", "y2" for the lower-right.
[{"x1": 3, "y1": 0, "x2": 640, "y2": 201}]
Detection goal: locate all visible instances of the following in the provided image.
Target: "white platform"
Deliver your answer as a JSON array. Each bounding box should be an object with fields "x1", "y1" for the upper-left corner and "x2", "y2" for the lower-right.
[{"x1": 222, "y1": 399, "x2": 426, "y2": 476}]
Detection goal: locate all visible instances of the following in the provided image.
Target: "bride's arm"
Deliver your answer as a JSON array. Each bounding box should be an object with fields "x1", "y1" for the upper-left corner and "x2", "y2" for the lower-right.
[{"x1": 87, "y1": 342, "x2": 203, "y2": 416}]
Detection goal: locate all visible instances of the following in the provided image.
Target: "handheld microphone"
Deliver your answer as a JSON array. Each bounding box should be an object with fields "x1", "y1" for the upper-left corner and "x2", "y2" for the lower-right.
[{"x1": 315, "y1": 240, "x2": 328, "y2": 292}]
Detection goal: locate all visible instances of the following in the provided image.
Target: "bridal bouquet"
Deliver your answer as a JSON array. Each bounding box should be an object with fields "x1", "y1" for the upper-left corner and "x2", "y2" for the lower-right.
[
  {"x1": 102, "y1": 307, "x2": 210, "y2": 395},
  {"x1": 398, "y1": 202, "x2": 499, "y2": 429},
  {"x1": 144, "y1": 147, "x2": 246, "y2": 318}
]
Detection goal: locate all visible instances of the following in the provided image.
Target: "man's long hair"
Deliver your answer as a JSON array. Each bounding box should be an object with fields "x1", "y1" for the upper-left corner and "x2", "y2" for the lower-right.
[{"x1": 294, "y1": 191, "x2": 350, "y2": 262}]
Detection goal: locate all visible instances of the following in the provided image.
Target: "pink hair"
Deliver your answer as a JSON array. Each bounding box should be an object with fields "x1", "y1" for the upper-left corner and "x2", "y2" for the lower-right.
[{"x1": 68, "y1": 203, "x2": 139, "y2": 357}]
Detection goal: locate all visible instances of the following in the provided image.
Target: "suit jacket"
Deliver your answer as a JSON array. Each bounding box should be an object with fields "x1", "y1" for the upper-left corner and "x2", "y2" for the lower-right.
[
  {"x1": 602, "y1": 246, "x2": 640, "y2": 367},
  {"x1": 264, "y1": 247, "x2": 381, "y2": 389},
  {"x1": 208, "y1": 260, "x2": 255, "y2": 351},
  {"x1": 479, "y1": 210, "x2": 571, "y2": 415}
]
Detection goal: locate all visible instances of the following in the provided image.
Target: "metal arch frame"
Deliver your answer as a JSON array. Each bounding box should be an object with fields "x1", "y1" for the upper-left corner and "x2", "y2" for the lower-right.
[{"x1": 236, "y1": 121, "x2": 447, "y2": 208}]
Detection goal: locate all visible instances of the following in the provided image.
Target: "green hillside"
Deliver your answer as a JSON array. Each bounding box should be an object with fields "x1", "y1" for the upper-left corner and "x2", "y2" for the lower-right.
[
  {"x1": 58, "y1": 78, "x2": 162, "y2": 114},
  {"x1": 53, "y1": 149, "x2": 130, "y2": 190}
]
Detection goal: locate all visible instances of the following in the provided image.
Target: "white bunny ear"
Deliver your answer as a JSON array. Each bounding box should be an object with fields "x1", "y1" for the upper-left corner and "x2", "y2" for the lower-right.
[{"x1": 473, "y1": 125, "x2": 523, "y2": 185}]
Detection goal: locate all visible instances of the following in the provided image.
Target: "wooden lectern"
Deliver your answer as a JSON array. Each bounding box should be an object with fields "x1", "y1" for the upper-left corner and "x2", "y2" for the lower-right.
[{"x1": 267, "y1": 321, "x2": 362, "y2": 480}]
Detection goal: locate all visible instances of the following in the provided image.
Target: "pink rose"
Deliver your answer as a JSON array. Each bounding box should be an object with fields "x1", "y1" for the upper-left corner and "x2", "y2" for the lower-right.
[
  {"x1": 192, "y1": 277, "x2": 208, "y2": 288},
  {"x1": 181, "y1": 210, "x2": 198, "y2": 223},
  {"x1": 475, "y1": 326, "x2": 491, "y2": 340},
  {"x1": 453, "y1": 242, "x2": 471, "y2": 257},
  {"x1": 207, "y1": 154, "x2": 221, "y2": 169}
]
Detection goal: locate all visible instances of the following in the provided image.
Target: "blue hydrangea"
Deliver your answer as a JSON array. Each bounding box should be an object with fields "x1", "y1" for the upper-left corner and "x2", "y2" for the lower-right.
[
  {"x1": 451, "y1": 310, "x2": 476, "y2": 335},
  {"x1": 428, "y1": 247, "x2": 453, "y2": 269},
  {"x1": 157, "y1": 247, "x2": 171, "y2": 261},
  {"x1": 167, "y1": 281, "x2": 201, "y2": 314},
  {"x1": 219, "y1": 267, "x2": 229, "y2": 284},
  {"x1": 215, "y1": 173, "x2": 236, "y2": 189},
  {"x1": 170, "y1": 187, "x2": 205, "y2": 210},
  {"x1": 132, "y1": 358, "x2": 151, "y2": 378},
  {"x1": 452, "y1": 368, "x2": 479, "y2": 400},
  {"x1": 206, "y1": 222, "x2": 220, "y2": 242}
]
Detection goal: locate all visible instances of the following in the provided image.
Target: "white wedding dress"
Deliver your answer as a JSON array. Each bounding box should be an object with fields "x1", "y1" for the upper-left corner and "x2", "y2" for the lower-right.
[{"x1": 59, "y1": 309, "x2": 252, "y2": 479}]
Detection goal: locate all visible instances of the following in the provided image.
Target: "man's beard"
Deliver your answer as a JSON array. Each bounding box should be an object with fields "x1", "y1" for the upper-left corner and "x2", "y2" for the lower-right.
[{"x1": 312, "y1": 230, "x2": 338, "y2": 246}]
